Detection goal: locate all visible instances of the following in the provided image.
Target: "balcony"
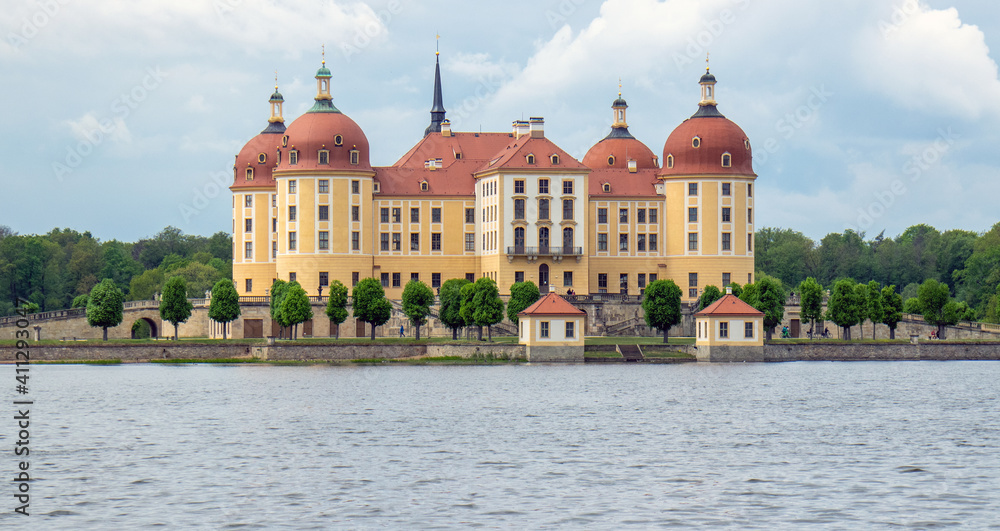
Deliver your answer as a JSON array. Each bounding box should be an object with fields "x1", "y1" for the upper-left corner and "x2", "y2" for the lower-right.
[{"x1": 506, "y1": 246, "x2": 583, "y2": 262}]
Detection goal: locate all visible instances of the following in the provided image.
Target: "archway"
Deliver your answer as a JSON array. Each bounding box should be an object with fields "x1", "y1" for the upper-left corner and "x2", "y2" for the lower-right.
[
  {"x1": 131, "y1": 317, "x2": 159, "y2": 339},
  {"x1": 538, "y1": 263, "x2": 549, "y2": 294}
]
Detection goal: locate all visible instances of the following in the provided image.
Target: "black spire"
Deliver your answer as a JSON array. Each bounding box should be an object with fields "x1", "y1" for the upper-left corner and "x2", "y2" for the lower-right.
[{"x1": 424, "y1": 53, "x2": 446, "y2": 136}]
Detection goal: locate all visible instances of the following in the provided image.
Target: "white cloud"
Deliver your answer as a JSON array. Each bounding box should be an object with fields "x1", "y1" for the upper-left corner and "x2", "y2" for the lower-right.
[{"x1": 65, "y1": 112, "x2": 132, "y2": 145}]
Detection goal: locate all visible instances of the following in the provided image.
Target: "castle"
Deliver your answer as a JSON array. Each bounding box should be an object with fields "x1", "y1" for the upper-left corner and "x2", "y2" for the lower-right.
[{"x1": 231, "y1": 53, "x2": 757, "y2": 302}]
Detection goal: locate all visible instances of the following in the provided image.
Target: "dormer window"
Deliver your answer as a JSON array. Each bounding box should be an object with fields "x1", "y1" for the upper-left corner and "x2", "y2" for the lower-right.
[
  {"x1": 550, "y1": 154, "x2": 560, "y2": 164},
  {"x1": 602, "y1": 182, "x2": 611, "y2": 193},
  {"x1": 373, "y1": 182, "x2": 381, "y2": 193},
  {"x1": 275, "y1": 149, "x2": 281, "y2": 165},
  {"x1": 744, "y1": 139, "x2": 751, "y2": 150},
  {"x1": 420, "y1": 180, "x2": 429, "y2": 192},
  {"x1": 607, "y1": 155, "x2": 616, "y2": 166},
  {"x1": 258, "y1": 153, "x2": 266, "y2": 164},
  {"x1": 526, "y1": 154, "x2": 535, "y2": 164},
  {"x1": 289, "y1": 150, "x2": 298, "y2": 165},
  {"x1": 692, "y1": 136, "x2": 701, "y2": 148},
  {"x1": 334, "y1": 135, "x2": 343, "y2": 146},
  {"x1": 318, "y1": 150, "x2": 330, "y2": 165},
  {"x1": 281, "y1": 135, "x2": 288, "y2": 147},
  {"x1": 722, "y1": 153, "x2": 732, "y2": 167},
  {"x1": 350, "y1": 149, "x2": 360, "y2": 165},
  {"x1": 666, "y1": 154, "x2": 674, "y2": 168},
  {"x1": 245, "y1": 168, "x2": 254, "y2": 180}
]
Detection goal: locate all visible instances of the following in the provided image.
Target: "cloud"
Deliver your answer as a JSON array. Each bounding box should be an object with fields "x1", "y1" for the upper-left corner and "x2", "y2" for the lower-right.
[{"x1": 65, "y1": 112, "x2": 132, "y2": 145}]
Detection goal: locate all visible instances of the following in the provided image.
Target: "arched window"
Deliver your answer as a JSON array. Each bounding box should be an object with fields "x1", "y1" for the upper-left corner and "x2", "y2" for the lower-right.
[
  {"x1": 526, "y1": 154, "x2": 535, "y2": 164},
  {"x1": 538, "y1": 227, "x2": 549, "y2": 252},
  {"x1": 514, "y1": 227, "x2": 525, "y2": 251},
  {"x1": 602, "y1": 183, "x2": 611, "y2": 193},
  {"x1": 550, "y1": 154, "x2": 560, "y2": 164},
  {"x1": 722, "y1": 153, "x2": 732, "y2": 167},
  {"x1": 420, "y1": 180, "x2": 429, "y2": 191},
  {"x1": 666, "y1": 154, "x2": 674, "y2": 168},
  {"x1": 562, "y1": 227, "x2": 574, "y2": 253},
  {"x1": 692, "y1": 136, "x2": 701, "y2": 148}
]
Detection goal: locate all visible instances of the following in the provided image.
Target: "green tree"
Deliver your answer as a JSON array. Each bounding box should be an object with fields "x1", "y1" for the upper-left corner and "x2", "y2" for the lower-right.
[
  {"x1": 86, "y1": 278, "x2": 124, "y2": 341},
  {"x1": 472, "y1": 277, "x2": 505, "y2": 342},
  {"x1": 167, "y1": 262, "x2": 222, "y2": 298},
  {"x1": 402, "y1": 279, "x2": 435, "y2": 340},
  {"x1": 325, "y1": 280, "x2": 349, "y2": 339},
  {"x1": 507, "y1": 281, "x2": 541, "y2": 324},
  {"x1": 642, "y1": 279, "x2": 682, "y2": 343},
  {"x1": 881, "y1": 285, "x2": 903, "y2": 339},
  {"x1": 100, "y1": 241, "x2": 141, "y2": 295},
  {"x1": 697, "y1": 285, "x2": 723, "y2": 311},
  {"x1": 71, "y1": 294, "x2": 89, "y2": 309},
  {"x1": 984, "y1": 284, "x2": 1000, "y2": 324},
  {"x1": 160, "y1": 276, "x2": 194, "y2": 340},
  {"x1": 754, "y1": 227, "x2": 817, "y2": 288},
  {"x1": 280, "y1": 282, "x2": 313, "y2": 340},
  {"x1": 954, "y1": 222, "x2": 1000, "y2": 316},
  {"x1": 352, "y1": 277, "x2": 391, "y2": 340},
  {"x1": 439, "y1": 278, "x2": 470, "y2": 340},
  {"x1": 750, "y1": 275, "x2": 786, "y2": 340},
  {"x1": 865, "y1": 280, "x2": 884, "y2": 339},
  {"x1": 798, "y1": 277, "x2": 824, "y2": 339},
  {"x1": 727, "y1": 282, "x2": 743, "y2": 299},
  {"x1": 208, "y1": 279, "x2": 241, "y2": 340},
  {"x1": 918, "y1": 279, "x2": 954, "y2": 339},
  {"x1": 128, "y1": 268, "x2": 165, "y2": 301},
  {"x1": 903, "y1": 297, "x2": 922, "y2": 314},
  {"x1": 826, "y1": 278, "x2": 863, "y2": 340},
  {"x1": 460, "y1": 282, "x2": 480, "y2": 340},
  {"x1": 270, "y1": 279, "x2": 288, "y2": 338}
]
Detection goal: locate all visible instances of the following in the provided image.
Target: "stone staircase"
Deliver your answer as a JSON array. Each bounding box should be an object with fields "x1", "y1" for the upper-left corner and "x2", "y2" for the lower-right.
[{"x1": 616, "y1": 344, "x2": 644, "y2": 362}]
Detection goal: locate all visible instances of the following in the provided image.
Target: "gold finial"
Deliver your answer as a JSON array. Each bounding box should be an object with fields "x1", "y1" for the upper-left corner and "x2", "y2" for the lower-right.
[
  {"x1": 618, "y1": 77, "x2": 622, "y2": 98},
  {"x1": 436, "y1": 33, "x2": 440, "y2": 56},
  {"x1": 275, "y1": 70, "x2": 278, "y2": 91},
  {"x1": 322, "y1": 44, "x2": 326, "y2": 65},
  {"x1": 706, "y1": 52, "x2": 710, "y2": 72}
]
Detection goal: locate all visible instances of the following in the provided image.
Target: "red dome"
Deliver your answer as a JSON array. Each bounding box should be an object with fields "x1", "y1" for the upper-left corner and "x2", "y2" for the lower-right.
[
  {"x1": 278, "y1": 111, "x2": 372, "y2": 171},
  {"x1": 231, "y1": 131, "x2": 282, "y2": 189},
  {"x1": 660, "y1": 115, "x2": 754, "y2": 177},
  {"x1": 583, "y1": 136, "x2": 659, "y2": 170}
]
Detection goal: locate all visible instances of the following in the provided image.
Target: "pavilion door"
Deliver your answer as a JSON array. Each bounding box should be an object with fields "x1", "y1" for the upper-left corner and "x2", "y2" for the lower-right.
[
  {"x1": 539, "y1": 264, "x2": 549, "y2": 294},
  {"x1": 356, "y1": 318, "x2": 366, "y2": 338}
]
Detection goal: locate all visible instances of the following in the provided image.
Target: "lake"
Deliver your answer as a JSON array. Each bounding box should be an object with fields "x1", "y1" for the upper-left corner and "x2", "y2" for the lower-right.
[{"x1": 3, "y1": 361, "x2": 998, "y2": 528}]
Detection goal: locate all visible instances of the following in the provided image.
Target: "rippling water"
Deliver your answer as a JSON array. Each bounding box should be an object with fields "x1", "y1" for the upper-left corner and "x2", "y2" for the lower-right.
[{"x1": 2, "y1": 361, "x2": 998, "y2": 529}]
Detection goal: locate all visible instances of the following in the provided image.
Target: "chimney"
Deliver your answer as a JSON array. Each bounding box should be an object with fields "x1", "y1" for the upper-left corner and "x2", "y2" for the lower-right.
[
  {"x1": 512, "y1": 120, "x2": 530, "y2": 138},
  {"x1": 440, "y1": 119, "x2": 451, "y2": 137},
  {"x1": 549, "y1": 284, "x2": 556, "y2": 293},
  {"x1": 726, "y1": 286, "x2": 733, "y2": 295},
  {"x1": 529, "y1": 116, "x2": 544, "y2": 138}
]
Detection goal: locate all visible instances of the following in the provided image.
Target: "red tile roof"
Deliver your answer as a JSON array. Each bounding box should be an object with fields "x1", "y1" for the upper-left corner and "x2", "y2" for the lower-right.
[
  {"x1": 695, "y1": 294, "x2": 763, "y2": 317},
  {"x1": 375, "y1": 132, "x2": 513, "y2": 195},
  {"x1": 518, "y1": 292, "x2": 586, "y2": 316},
  {"x1": 587, "y1": 168, "x2": 660, "y2": 197},
  {"x1": 474, "y1": 135, "x2": 589, "y2": 174}
]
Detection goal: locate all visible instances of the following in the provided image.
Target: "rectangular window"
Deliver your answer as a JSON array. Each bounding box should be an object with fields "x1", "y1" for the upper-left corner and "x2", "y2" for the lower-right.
[
  {"x1": 319, "y1": 231, "x2": 329, "y2": 250},
  {"x1": 318, "y1": 179, "x2": 329, "y2": 193},
  {"x1": 352, "y1": 180, "x2": 360, "y2": 194},
  {"x1": 720, "y1": 322, "x2": 729, "y2": 338},
  {"x1": 514, "y1": 198, "x2": 525, "y2": 220},
  {"x1": 598, "y1": 273, "x2": 608, "y2": 289},
  {"x1": 597, "y1": 208, "x2": 607, "y2": 224},
  {"x1": 381, "y1": 207, "x2": 390, "y2": 223},
  {"x1": 272, "y1": 194, "x2": 276, "y2": 207},
  {"x1": 465, "y1": 233, "x2": 474, "y2": 251},
  {"x1": 245, "y1": 279, "x2": 252, "y2": 293},
  {"x1": 619, "y1": 208, "x2": 628, "y2": 223},
  {"x1": 432, "y1": 273, "x2": 441, "y2": 288},
  {"x1": 411, "y1": 272, "x2": 420, "y2": 282},
  {"x1": 244, "y1": 195, "x2": 252, "y2": 207},
  {"x1": 288, "y1": 205, "x2": 296, "y2": 221},
  {"x1": 688, "y1": 207, "x2": 697, "y2": 222},
  {"x1": 748, "y1": 208, "x2": 752, "y2": 223},
  {"x1": 597, "y1": 233, "x2": 607, "y2": 251},
  {"x1": 514, "y1": 180, "x2": 525, "y2": 194},
  {"x1": 619, "y1": 233, "x2": 628, "y2": 251},
  {"x1": 539, "y1": 199, "x2": 549, "y2": 220},
  {"x1": 272, "y1": 241, "x2": 277, "y2": 259},
  {"x1": 722, "y1": 182, "x2": 731, "y2": 196},
  {"x1": 392, "y1": 233, "x2": 401, "y2": 251},
  {"x1": 722, "y1": 207, "x2": 731, "y2": 223},
  {"x1": 318, "y1": 150, "x2": 329, "y2": 164},
  {"x1": 410, "y1": 233, "x2": 419, "y2": 251},
  {"x1": 288, "y1": 232, "x2": 296, "y2": 251},
  {"x1": 289, "y1": 180, "x2": 296, "y2": 193},
  {"x1": 748, "y1": 183, "x2": 752, "y2": 197},
  {"x1": 352, "y1": 272, "x2": 359, "y2": 286},
  {"x1": 539, "y1": 179, "x2": 549, "y2": 194},
  {"x1": 432, "y1": 207, "x2": 441, "y2": 223},
  {"x1": 649, "y1": 208, "x2": 658, "y2": 223},
  {"x1": 748, "y1": 233, "x2": 754, "y2": 251},
  {"x1": 392, "y1": 273, "x2": 401, "y2": 287},
  {"x1": 319, "y1": 272, "x2": 329, "y2": 286},
  {"x1": 563, "y1": 271, "x2": 573, "y2": 286},
  {"x1": 319, "y1": 205, "x2": 329, "y2": 221},
  {"x1": 688, "y1": 232, "x2": 698, "y2": 250},
  {"x1": 565, "y1": 321, "x2": 575, "y2": 339},
  {"x1": 637, "y1": 208, "x2": 646, "y2": 223},
  {"x1": 649, "y1": 273, "x2": 657, "y2": 283},
  {"x1": 688, "y1": 182, "x2": 697, "y2": 196},
  {"x1": 245, "y1": 218, "x2": 252, "y2": 232},
  {"x1": 541, "y1": 321, "x2": 549, "y2": 338},
  {"x1": 351, "y1": 232, "x2": 360, "y2": 251},
  {"x1": 637, "y1": 234, "x2": 646, "y2": 251},
  {"x1": 431, "y1": 233, "x2": 441, "y2": 251},
  {"x1": 380, "y1": 233, "x2": 389, "y2": 251},
  {"x1": 465, "y1": 273, "x2": 475, "y2": 282},
  {"x1": 380, "y1": 273, "x2": 389, "y2": 287},
  {"x1": 272, "y1": 218, "x2": 277, "y2": 232},
  {"x1": 465, "y1": 208, "x2": 475, "y2": 223},
  {"x1": 392, "y1": 208, "x2": 401, "y2": 223},
  {"x1": 350, "y1": 150, "x2": 359, "y2": 165},
  {"x1": 722, "y1": 232, "x2": 731, "y2": 251},
  {"x1": 352, "y1": 206, "x2": 360, "y2": 222},
  {"x1": 745, "y1": 322, "x2": 754, "y2": 338},
  {"x1": 649, "y1": 234, "x2": 658, "y2": 251},
  {"x1": 689, "y1": 273, "x2": 698, "y2": 288},
  {"x1": 289, "y1": 272, "x2": 296, "y2": 283},
  {"x1": 515, "y1": 271, "x2": 524, "y2": 283},
  {"x1": 563, "y1": 199, "x2": 573, "y2": 220},
  {"x1": 410, "y1": 208, "x2": 419, "y2": 223},
  {"x1": 244, "y1": 242, "x2": 252, "y2": 259},
  {"x1": 723, "y1": 272, "x2": 731, "y2": 287},
  {"x1": 563, "y1": 180, "x2": 573, "y2": 195},
  {"x1": 689, "y1": 288, "x2": 698, "y2": 298},
  {"x1": 620, "y1": 273, "x2": 629, "y2": 292},
  {"x1": 638, "y1": 273, "x2": 646, "y2": 288},
  {"x1": 289, "y1": 150, "x2": 298, "y2": 165}
]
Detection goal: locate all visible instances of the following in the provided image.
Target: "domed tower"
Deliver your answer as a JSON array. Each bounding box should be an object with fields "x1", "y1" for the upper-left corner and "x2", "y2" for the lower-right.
[
  {"x1": 272, "y1": 55, "x2": 376, "y2": 296},
  {"x1": 231, "y1": 80, "x2": 286, "y2": 296},
  {"x1": 583, "y1": 91, "x2": 659, "y2": 171},
  {"x1": 658, "y1": 66, "x2": 756, "y2": 301}
]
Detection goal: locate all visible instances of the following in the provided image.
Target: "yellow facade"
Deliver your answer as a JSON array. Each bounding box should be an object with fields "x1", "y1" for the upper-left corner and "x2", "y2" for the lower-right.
[{"x1": 695, "y1": 314, "x2": 763, "y2": 347}]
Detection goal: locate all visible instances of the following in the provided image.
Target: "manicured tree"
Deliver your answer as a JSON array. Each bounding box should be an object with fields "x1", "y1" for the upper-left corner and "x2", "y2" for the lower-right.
[
  {"x1": 798, "y1": 277, "x2": 824, "y2": 339},
  {"x1": 269, "y1": 279, "x2": 288, "y2": 339},
  {"x1": 865, "y1": 280, "x2": 884, "y2": 339},
  {"x1": 697, "y1": 285, "x2": 723, "y2": 311},
  {"x1": 507, "y1": 281, "x2": 540, "y2": 325},
  {"x1": 642, "y1": 279, "x2": 682, "y2": 343},
  {"x1": 402, "y1": 279, "x2": 435, "y2": 340},
  {"x1": 472, "y1": 277, "x2": 505, "y2": 342},
  {"x1": 72, "y1": 294, "x2": 89, "y2": 309},
  {"x1": 918, "y1": 279, "x2": 954, "y2": 339},
  {"x1": 881, "y1": 285, "x2": 903, "y2": 339},
  {"x1": 459, "y1": 282, "x2": 480, "y2": 340},
  {"x1": 826, "y1": 278, "x2": 862, "y2": 340},
  {"x1": 208, "y1": 279, "x2": 241, "y2": 340},
  {"x1": 86, "y1": 278, "x2": 124, "y2": 341},
  {"x1": 748, "y1": 275, "x2": 786, "y2": 341},
  {"x1": 280, "y1": 282, "x2": 313, "y2": 340},
  {"x1": 160, "y1": 275, "x2": 193, "y2": 341},
  {"x1": 325, "y1": 280, "x2": 349, "y2": 339},
  {"x1": 439, "y1": 278, "x2": 470, "y2": 340},
  {"x1": 352, "y1": 277, "x2": 391, "y2": 340},
  {"x1": 854, "y1": 282, "x2": 869, "y2": 340}
]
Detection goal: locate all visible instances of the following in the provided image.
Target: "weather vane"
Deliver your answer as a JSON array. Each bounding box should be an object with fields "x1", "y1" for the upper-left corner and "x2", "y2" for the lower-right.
[
  {"x1": 436, "y1": 33, "x2": 440, "y2": 55},
  {"x1": 274, "y1": 70, "x2": 278, "y2": 90},
  {"x1": 618, "y1": 77, "x2": 622, "y2": 98},
  {"x1": 706, "y1": 52, "x2": 710, "y2": 72},
  {"x1": 322, "y1": 44, "x2": 326, "y2": 65}
]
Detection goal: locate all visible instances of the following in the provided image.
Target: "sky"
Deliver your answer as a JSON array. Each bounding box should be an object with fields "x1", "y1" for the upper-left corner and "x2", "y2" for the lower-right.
[{"x1": 2, "y1": 0, "x2": 998, "y2": 244}]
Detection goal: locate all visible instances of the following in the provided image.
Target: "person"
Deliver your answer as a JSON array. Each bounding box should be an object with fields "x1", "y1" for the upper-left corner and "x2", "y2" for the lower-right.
[
  {"x1": 567, "y1": 288, "x2": 575, "y2": 296},
  {"x1": 807, "y1": 327, "x2": 814, "y2": 339},
  {"x1": 399, "y1": 324, "x2": 405, "y2": 338},
  {"x1": 822, "y1": 327, "x2": 830, "y2": 338}
]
